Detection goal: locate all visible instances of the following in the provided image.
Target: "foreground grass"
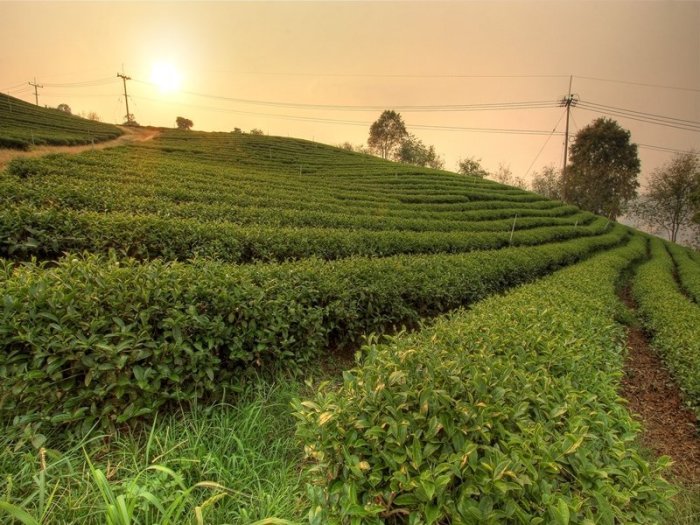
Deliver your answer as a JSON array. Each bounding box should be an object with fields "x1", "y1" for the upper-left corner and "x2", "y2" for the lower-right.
[{"x1": 0, "y1": 376, "x2": 315, "y2": 524}]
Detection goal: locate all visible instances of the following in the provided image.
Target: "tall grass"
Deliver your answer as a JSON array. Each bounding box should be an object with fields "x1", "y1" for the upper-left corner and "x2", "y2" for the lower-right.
[{"x1": 0, "y1": 379, "x2": 308, "y2": 524}]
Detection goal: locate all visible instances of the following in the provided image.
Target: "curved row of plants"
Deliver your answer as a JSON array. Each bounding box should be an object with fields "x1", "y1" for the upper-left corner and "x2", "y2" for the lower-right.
[
  {"x1": 632, "y1": 237, "x2": 700, "y2": 413},
  {"x1": 0, "y1": 205, "x2": 610, "y2": 262},
  {"x1": 294, "y1": 234, "x2": 673, "y2": 524},
  {"x1": 0, "y1": 225, "x2": 628, "y2": 434},
  {"x1": 666, "y1": 241, "x2": 700, "y2": 304},
  {"x1": 0, "y1": 93, "x2": 122, "y2": 150}
]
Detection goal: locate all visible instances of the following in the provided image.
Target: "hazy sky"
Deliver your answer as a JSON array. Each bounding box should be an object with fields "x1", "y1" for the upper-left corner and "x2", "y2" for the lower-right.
[{"x1": 1, "y1": 1, "x2": 698, "y2": 185}]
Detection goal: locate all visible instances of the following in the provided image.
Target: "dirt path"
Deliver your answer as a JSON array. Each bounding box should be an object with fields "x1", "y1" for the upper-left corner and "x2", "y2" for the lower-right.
[
  {"x1": 0, "y1": 126, "x2": 159, "y2": 169},
  {"x1": 618, "y1": 286, "x2": 700, "y2": 484}
]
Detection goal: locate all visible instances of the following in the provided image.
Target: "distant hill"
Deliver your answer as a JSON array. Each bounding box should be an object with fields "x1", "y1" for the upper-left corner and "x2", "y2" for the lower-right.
[{"x1": 0, "y1": 93, "x2": 122, "y2": 150}]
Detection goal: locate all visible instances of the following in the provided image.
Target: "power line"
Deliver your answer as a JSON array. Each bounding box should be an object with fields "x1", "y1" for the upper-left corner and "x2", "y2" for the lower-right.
[
  {"x1": 132, "y1": 94, "x2": 562, "y2": 135},
  {"x1": 574, "y1": 75, "x2": 700, "y2": 94},
  {"x1": 577, "y1": 103, "x2": 700, "y2": 133},
  {"x1": 117, "y1": 72, "x2": 134, "y2": 124},
  {"x1": 637, "y1": 143, "x2": 700, "y2": 155},
  {"x1": 28, "y1": 77, "x2": 43, "y2": 106},
  {"x1": 579, "y1": 99, "x2": 700, "y2": 127},
  {"x1": 524, "y1": 108, "x2": 568, "y2": 178},
  {"x1": 132, "y1": 78, "x2": 559, "y2": 113}
]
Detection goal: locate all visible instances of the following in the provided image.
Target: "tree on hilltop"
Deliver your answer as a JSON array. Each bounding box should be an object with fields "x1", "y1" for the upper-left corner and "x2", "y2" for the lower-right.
[
  {"x1": 630, "y1": 151, "x2": 700, "y2": 242},
  {"x1": 57, "y1": 103, "x2": 71, "y2": 114},
  {"x1": 531, "y1": 165, "x2": 563, "y2": 200},
  {"x1": 562, "y1": 117, "x2": 640, "y2": 220},
  {"x1": 368, "y1": 110, "x2": 408, "y2": 159},
  {"x1": 176, "y1": 116, "x2": 193, "y2": 130},
  {"x1": 457, "y1": 157, "x2": 489, "y2": 178},
  {"x1": 395, "y1": 134, "x2": 444, "y2": 169}
]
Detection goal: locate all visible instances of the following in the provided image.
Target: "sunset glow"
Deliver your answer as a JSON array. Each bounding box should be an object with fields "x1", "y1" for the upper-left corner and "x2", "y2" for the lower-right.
[{"x1": 150, "y1": 61, "x2": 181, "y2": 93}]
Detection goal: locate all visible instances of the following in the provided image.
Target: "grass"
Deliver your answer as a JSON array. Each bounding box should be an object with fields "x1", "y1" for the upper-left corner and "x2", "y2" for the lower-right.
[{"x1": 0, "y1": 374, "x2": 321, "y2": 524}]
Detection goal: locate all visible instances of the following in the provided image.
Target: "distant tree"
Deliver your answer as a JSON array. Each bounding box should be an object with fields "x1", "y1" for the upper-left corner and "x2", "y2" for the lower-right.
[
  {"x1": 176, "y1": 116, "x2": 193, "y2": 130},
  {"x1": 630, "y1": 151, "x2": 700, "y2": 242},
  {"x1": 250, "y1": 128, "x2": 264, "y2": 135},
  {"x1": 562, "y1": 117, "x2": 640, "y2": 220},
  {"x1": 531, "y1": 165, "x2": 563, "y2": 200},
  {"x1": 232, "y1": 127, "x2": 243, "y2": 134},
  {"x1": 368, "y1": 110, "x2": 408, "y2": 159},
  {"x1": 57, "y1": 103, "x2": 71, "y2": 114},
  {"x1": 457, "y1": 157, "x2": 489, "y2": 178},
  {"x1": 86, "y1": 111, "x2": 101, "y2": 122},
  {"x1": 395, "y1": 133, "x2": 444, "y2": 169},
  {"x1": 339, "y1": 142, "x2": 355, "y2": 151},
  {"x1": 490, "y1": 164, "x2": 527, "y2": 190}
]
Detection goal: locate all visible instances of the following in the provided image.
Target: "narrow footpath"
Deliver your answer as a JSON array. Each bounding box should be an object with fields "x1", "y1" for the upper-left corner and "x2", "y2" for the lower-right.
[
  {"x1": 618, "y1": 285, "x2": 700, "y2": 484},
  {"x1": 0, "y1": 125, "x2": 159, "y2": 169}
]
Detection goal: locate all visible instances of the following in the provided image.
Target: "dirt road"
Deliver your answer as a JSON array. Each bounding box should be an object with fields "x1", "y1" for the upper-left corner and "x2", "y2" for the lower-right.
[{"x1": 0, "y1": 126, "x2": 160, "y2": 169}]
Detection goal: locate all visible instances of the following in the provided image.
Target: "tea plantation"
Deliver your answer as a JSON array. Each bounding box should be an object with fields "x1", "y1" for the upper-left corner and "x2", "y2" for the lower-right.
[
  {"x1": 0, "y1": 126, "x2": 698, "y2": 523},
  {"x1": 0, "y1": 93, "x2": 122, "y2": 150}
]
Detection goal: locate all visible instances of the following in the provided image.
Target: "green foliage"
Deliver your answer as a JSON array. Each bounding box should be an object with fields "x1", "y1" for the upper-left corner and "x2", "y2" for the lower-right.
[
  {"x1": 563, "y1": 117, "x2": 640, "y2": 220},
  {"x1": 367, "y1": 110, "x2": 408, "y2": 159},
  {"x1": 0, "y1": 226, "x2": 627, "y2": 433},
  {"x1": 456, "y1": 156, "x2": 489, "y2": 179},
  {"x1": 294, "y1": 236, "x2": 673, "y2": 523},
  {"x1": 666, "y1": 241, "x2": 700, "y2": 304},
  {"x1": 632, "y1": 237, "x2": 700, "y2": 412},
  {"x1": 0, "y1": 93, "x2": 122, "y2": 149},
  {"x1": 0, "y1": 381, "x2": 306, "y2": 523},
  {"x1": 394, "y1": 134, "x2": 444, "y2": 169}
]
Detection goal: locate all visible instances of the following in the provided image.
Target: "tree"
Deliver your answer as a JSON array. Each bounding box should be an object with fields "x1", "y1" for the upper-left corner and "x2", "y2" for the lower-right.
[
  {"x1": 176, "y1": 116, "x2": 193, "y2": 130},
  {"x1": 250, "y1": 128, "x2": 264, "y2": 135},
  {"x1": 368, "y1": 110, "x2": 408, "y2": 159},
  {"x1": 86, "y1": 111, "x2": 100, "y2": 122},
  {"x1": 562, "y1": 117, "x2": 640, "y2": 220},
  {"x1": 490, "y1": 164, "x2": 527, "y2": 190},
  {"x1": 631, "y1": 151, "x2": 700, "y2": 242},
  {"x1": 457, "y1": 157, "x2": 489, "y2": 178},
  {"x1": 395, "y1": 134, "x2": 444, "y2": 169},
  {"x1": 57, "y1": 103, "x2": 71, "y2": 114},
  {"x1": 531, "y1": 165, "x2": 563, "y2": 200}
]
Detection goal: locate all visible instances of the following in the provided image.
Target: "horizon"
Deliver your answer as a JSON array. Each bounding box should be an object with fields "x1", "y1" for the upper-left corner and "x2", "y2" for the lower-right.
[{"x1": 1, "y1": 1, "x2": 698, "y2": 186}]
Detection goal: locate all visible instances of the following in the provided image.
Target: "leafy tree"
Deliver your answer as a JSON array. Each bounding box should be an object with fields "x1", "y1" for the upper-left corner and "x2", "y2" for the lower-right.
[
  {"x1": 395, "y1": 133, "x2": 444, "y2": 169},
  {"x1": 232, "y1": 127, "x2": 242, "y2": 134},
  {"x1": 176, "y1": 116, "x2": 193, "y2": 130},
  {"x1": 250, "y1": 128, "x2": 264, "y2": 135},
  {"x1": 56, "y1": 103, "x2": 71, "y2": 114},
  {"x1": 631, "y1": 151, "x2": 700, "y2": 242},
  {"x1": 86, "y1": 111, "x2": 100, "y2": 122},
  {"x1": 563, "y1": 117, "x2": 640, "y2": 220},
  {"x1": 490, "y1": 164, "x2": 527, "y2": 190},
  {"x1": 368, "y1": 110, "x2": 408, "y2": 159},
  {"x1": 531, "y1": 165, "x2": 563, "y2": 200},
  {"x1": 457, "y1": 157, "x2": 489, "y2": 178}
]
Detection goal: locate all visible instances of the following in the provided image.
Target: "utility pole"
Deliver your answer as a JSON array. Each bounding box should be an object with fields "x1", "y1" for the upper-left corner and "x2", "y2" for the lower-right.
[
  {"x1": 28, "y1": 77, "x2": 43, "y2": 106},
  {"x1": 559, "y1": 76, "x2": 579, "y2": 176},
  {"x1": 117, "y1": 72, "x2": 133, "y2": 124}
]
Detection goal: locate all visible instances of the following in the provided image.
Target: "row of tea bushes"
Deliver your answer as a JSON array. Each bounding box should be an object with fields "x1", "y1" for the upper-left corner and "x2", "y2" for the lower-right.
[
  {"x1": 666, "y1": 241, "x2": 700, "y2": 304},
  {"x1": 632, "y1": 237, "x2": 700, "y2": 412},
  {"x1": 294, "y1": 234, "x2": 672, "y2": 524},
  {"x1": 0, "y1": 226, "x2": 628, "y2": 433},
  {"x1": 0, "y1": 205, "x2": 610, "y2": 262}
]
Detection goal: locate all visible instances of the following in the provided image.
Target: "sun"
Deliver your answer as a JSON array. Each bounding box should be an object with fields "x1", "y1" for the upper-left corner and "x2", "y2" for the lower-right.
[{"x1": 150, "y1": 61, "x2": 182, "y2": 92}]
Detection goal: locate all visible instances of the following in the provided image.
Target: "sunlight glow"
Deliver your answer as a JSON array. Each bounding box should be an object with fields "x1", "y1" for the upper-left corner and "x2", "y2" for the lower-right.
[{"x1": 150, "y1": 61, "x2": 182, "y2": 93}]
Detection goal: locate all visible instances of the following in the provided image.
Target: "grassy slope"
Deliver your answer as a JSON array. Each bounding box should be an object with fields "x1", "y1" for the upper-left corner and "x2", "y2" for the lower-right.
[
  {"x1": 0, "y1": 129, "x2": 693, "y2": 522},
  {"x1": 0, "y1": 93, "x2": 122, "y2": 149}
]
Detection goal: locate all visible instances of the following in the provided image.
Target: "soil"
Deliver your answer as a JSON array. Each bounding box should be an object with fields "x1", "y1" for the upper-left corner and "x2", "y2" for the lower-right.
[
  {"x1": 0, "y1": 125, "x2": 159, "y2": 169},
  {"x1": 618, "y1": 287, "x2": 700, "y2": 484}
]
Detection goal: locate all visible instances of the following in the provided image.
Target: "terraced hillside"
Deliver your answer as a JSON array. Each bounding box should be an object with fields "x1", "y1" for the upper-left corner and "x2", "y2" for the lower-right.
[
  {"x1": 0, "y1": 93, "x2": 122, "y2": 150},
  {"x1": 0, "y1": 129, "x2": 698, "y2": 523}
]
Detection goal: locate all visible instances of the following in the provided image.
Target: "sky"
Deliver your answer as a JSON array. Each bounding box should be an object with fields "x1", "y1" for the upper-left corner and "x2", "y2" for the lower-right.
[{"x1": 1, "y1": 0, "x2": 699, "y2": 186}]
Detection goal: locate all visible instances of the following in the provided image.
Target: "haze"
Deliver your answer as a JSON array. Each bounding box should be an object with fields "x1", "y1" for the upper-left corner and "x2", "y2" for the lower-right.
[{"x1": 1, "y1": 1, "x2": 698, "y2": 185}]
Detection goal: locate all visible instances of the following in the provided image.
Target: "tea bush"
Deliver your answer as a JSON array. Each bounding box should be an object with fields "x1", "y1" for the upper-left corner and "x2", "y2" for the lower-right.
[
  {"x1": 666, "y1": 241, "x2": 700, "y2": 304},
  {"x1": 294, "y1": 235, "x2": 673, "y2": 524},
  {"x1": 633, "y1": 237, "x2": 700, "y2": 412},
  {"x1": 0, "y1": 226, "x2": 627, "y2": 432}
]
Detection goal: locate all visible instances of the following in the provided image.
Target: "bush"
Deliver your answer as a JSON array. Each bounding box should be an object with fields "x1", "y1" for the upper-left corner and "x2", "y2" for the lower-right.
[{"x1": 294, "y1": 235, "x2": 673, "y2": 523}]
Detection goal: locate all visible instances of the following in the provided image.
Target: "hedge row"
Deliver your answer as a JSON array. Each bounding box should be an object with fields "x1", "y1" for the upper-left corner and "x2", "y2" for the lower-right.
[
  {"x1": 632, "y1": 237, "x2": 700, "y2": 412},
  {"x1": 666, "y1": 241, "x2": 700, "y2": 304},
  {"x1": 0, "y1": 225, "x2": 627, "y2": 432},
  {"x1": 0, "y1": 205, "x2": 611, "y2": 262},
  {"x1": 294, "y1": 234, "x2": 672, "y2": 524}
]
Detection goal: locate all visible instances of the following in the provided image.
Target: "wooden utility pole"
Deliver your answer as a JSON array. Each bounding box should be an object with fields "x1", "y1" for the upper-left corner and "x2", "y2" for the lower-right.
[
  {"x1": 28, "y1": 77, "x2": 43, "y2": 106},
  {"x1": 560, "y1": 76, "x2": 579, "y2": 175},
  {"x1": 117, "y1": 72, "x2": 133, "y2": 124}
]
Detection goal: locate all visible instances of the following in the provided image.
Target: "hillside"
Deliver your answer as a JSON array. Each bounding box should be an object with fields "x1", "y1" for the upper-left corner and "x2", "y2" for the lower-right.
[
  {"x1": 1, "y1": 129, "x2": 699, "y2": 523},
  {"x1": 0, "y1": 92, "x2": 122, "y2": 150}
]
